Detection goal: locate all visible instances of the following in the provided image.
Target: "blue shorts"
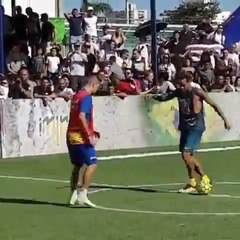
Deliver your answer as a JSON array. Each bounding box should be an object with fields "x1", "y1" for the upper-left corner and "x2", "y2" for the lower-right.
[
  {"x1": 179, "y1": 129, "x2": 204, "y2": 154},
  {"x1": 67, "y1": 143, "x2": 97, "y2": 168}
]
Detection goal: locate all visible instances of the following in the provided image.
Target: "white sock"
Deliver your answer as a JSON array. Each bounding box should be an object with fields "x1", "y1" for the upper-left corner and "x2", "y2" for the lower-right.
[{"x1": 80, "y1": 188, "x2": 88, "y2": 198}]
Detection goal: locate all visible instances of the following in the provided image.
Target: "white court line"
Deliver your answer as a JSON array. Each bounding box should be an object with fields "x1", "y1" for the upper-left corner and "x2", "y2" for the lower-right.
[
  {"x1": 1, "y1": 174, "x2": 240, "y2": 216},
  {"x1": 95, "y1": 205, "x2": 240, "y2": 216},
  {"x1": 210, "y1": 194, "x2": 240, "y2": 199},
  {"x1": 2, "y1": 175, "x2": 240, "y2": 188},
  {"x1": 98, "y1": 146, "x2": 240, "y2": 160},
  {"x1": 89, "y1": 189, "x2": 110, "y2": 194}
]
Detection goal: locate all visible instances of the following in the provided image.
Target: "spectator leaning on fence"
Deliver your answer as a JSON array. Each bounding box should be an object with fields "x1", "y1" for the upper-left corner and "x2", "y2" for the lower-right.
[
  {"x1": 33, "y1": 77, "x2": 55, "y2": 106},
  {"x1": 0, "y1": 74, "x2": 9, "y2": 99},
  {"x1": 9, "y1": 68, "x2": 36, "y2": 99},
  {"x1": 54, "y1": 77, "x2": 74, "y2": 101}
]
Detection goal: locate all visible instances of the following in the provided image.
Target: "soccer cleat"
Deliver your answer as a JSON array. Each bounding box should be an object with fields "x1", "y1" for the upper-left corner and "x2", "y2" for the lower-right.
[
  {"x1": 178, "y1": 178, "x2": 197, "y2": 194},
  {"x1": 178, "y1": 184, "x2": 197, "y2": 193},
  {"x1": 69, "y1": 190, "x2": 78, "y2": 206},
  {"x1": 77, "y1": 190, "x2": 97, "y2": 208}
]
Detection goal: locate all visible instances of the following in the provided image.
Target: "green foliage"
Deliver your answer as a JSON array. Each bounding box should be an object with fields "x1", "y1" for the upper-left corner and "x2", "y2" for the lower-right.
[
  {"x1": 81, "y1": 0, "x2": 113, "y2": 15},
  {"x1": 160, "y1": 2, "x2": 221, "y2": 24}
]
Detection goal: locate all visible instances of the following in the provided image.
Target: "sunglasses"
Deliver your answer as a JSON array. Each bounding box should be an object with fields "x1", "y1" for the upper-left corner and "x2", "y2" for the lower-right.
[{"x1": 126, "y1": 72, "x2": 132, "y2": 75}]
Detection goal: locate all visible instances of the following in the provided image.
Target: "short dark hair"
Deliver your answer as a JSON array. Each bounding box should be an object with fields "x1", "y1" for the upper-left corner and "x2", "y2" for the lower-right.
[
  {"x1": 109, "y1": 56, "x2": 116, "y2": 62},
  {"x1": 175, "y1": 70, "x2": 192, "y2": 82},
  {"x1": 41, "y1": 77, "x2": 50, "y2": 82}
]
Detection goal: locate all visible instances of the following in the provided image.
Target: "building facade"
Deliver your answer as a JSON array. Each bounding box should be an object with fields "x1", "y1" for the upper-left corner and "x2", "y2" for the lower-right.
[
  {"x1": 182, "y1": 0, "x2": 218, "y2": 3},
  {"x1": 2, "y1": 0, "x2": 63, "y2": 17}
]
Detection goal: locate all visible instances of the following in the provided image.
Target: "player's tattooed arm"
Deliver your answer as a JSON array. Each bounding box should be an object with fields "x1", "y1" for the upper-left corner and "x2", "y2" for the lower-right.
[
  {"x1": 152, "y1": 91, "x2": 177, "y2": 102},
  {"x1": 195, "y1": 89, "x2": 231, "y2": 130}
]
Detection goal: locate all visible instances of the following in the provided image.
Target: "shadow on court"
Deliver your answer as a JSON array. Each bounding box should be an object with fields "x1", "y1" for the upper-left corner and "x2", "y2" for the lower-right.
[
  {"x1": 0, "y1": 197, "x2": 91, "y2": 208},
  {"x1": 56, "y1": 184, "x2": 178, "y2": 194}
]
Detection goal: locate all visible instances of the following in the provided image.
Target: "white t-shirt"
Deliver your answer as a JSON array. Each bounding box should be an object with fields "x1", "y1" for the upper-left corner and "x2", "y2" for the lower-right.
[
  {"x1": 191, "y1": 82, "x2": 201, "y2": 89},
  {"x1": 47, "y1": 56, "x2": 60, "y2": 73},
  {"x1": 62, "y1": 87, "x2": 74, "y2": 95},
  {"x1": 159, "y1": 63, "x2": 176, "y2": 81},
  {"x1": 84, "y1": 16, "x2": 98, "y2": 37},
  {"x1": 157, "y1": 81, "x2": 176, "y2": 94},
  {"x1": 207, "y1": 32, "x2": 225, "y2": 45},
  {"x1": 0, "y1": 86, "x2": 9, "y2": 99},
  {"x1": 69, "y1": 52, "x2": 87, "y2": 76}
]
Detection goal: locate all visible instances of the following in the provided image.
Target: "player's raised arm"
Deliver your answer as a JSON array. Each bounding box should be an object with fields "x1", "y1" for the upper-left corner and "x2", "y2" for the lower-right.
[{"x1": 195, "y1": 89, "x2": 231, "y2": 130}]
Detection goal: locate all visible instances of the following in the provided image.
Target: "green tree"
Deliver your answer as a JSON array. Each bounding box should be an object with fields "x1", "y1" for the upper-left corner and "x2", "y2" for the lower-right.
[
  {"x1": 81, "y1": 0, "x2": 113, "y2": 15},
  {"x1": 160, "y1": 2, "x2": 221, "y2": 24}
]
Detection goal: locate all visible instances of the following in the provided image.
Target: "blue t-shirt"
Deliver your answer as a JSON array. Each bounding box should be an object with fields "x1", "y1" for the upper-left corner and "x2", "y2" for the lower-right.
[{"x1": 79, "y1": 94, "x2": 92, "y2": 124}]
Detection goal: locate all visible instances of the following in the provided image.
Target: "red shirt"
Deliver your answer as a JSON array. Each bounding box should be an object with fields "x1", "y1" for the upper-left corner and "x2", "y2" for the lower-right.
[
  {"x1": 117, "y1": 79, "x2": 141, "y2": 95},
  {"x1": 67, "y1": 90, "x2": 94, "y2": 144}
]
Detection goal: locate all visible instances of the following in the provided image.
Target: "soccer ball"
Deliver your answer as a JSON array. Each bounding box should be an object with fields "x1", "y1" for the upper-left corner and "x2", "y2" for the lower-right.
[{"x1": 197, "y1": 182, "x2": 212, "y2": 195}]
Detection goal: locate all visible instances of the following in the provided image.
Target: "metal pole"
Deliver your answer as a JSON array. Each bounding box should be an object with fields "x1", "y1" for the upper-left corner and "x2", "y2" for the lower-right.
[
  {"x1": 0, "y1": 1, "x2": 5, "y2": 74},
  {"x1": 150, "y1": 0, "x2": 158, "y2": 84}
]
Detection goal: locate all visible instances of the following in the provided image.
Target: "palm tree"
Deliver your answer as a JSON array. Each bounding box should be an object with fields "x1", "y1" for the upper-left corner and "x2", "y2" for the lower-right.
[{"x1": 82, "y1": 0, "x2": 113, "y2": 15}]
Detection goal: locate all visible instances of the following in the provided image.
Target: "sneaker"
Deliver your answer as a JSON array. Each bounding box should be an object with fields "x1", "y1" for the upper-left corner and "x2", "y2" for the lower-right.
[
  {"x1": 77, "y1": 190, "x2": 97, "y2": 208},
  {"x1": 69, "y1": 190, "x2": 78, "y2": 206},
  {"x1": 178, "y1": 184, "x2": 197, "y2": 194}
]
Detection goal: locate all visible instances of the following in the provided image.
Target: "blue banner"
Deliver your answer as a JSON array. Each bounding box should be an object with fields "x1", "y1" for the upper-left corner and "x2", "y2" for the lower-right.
[{"x1": 0, "y1": 4, "x2": 4, "y2": 74}]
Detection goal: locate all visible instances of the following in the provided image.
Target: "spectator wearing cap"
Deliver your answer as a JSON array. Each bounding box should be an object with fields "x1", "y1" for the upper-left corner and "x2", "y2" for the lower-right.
[
  {"x1": 67, "y1": 42, "x2": 88, "y2": 91},
  {"x1": 83, "y1": 6, "x2": 98, "y2": 42},
  {"x1": 9, "y1": 68, "x2": 36, "y2": 99},
  {"x1": 0, "y1": 75, "x2": 9, "y2": 99},
  {"x1": 65, "y1": 8, "x2": 84, "y2": 52}
]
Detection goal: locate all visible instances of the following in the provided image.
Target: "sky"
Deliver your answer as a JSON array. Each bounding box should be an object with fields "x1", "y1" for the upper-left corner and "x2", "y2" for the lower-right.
[{"x1": 64, "y1": 0, "x2": 240, "y2": 13}]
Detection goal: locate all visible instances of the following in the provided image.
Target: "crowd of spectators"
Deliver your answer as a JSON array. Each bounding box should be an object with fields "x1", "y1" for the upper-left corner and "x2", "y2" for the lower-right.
[{"x1": 1, "y1": 6, "x2": 240, "y2": 102}]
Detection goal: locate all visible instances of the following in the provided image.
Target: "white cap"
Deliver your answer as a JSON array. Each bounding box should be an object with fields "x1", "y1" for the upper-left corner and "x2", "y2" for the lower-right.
[{"x1": 87, "y1": 6, "x2": 94, "y2": 11}]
